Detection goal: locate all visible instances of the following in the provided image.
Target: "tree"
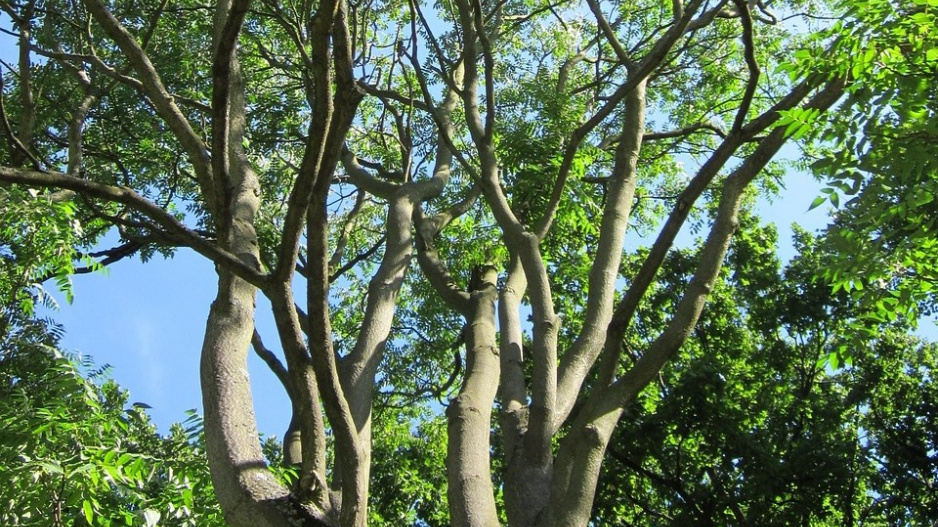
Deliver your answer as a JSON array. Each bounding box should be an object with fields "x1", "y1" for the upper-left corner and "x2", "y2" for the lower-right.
[
  {"x1": 592, "y1": 218, "x2": 938, "y2": 526},
  {"x1": 0, "y1": 0, "x2": 851, "y2": 525},
  {"x1": 0, "y1": 324, "x2": 227, "y2": 527}
]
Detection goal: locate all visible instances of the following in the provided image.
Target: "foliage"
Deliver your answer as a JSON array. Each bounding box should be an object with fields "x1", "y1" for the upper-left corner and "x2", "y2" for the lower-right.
[
  {"x1": 0, "y1": 0, "x2": 918, "y2": 525},
  {"x1": 0, "y1": 187, "x2": 83, "y2": 322},
  {"x1": 0, "y1": 333, "x2": 224, "y2": 527},
  {"x1": 595, "y1": 222, "x2": 938, "y2": 525},
  {"x1": 803, "y1": 0, "x2": 938, "y2": 331},
  {"x1": 368, "y1": 407, "x2": 450, "y2": 526}
]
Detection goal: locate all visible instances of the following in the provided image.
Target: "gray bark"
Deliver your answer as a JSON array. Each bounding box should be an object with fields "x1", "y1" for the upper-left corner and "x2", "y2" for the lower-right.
[
  {"x1": 199, "y1": 1, "x2": 333, "y2": 525},
  {"x1": 554, "y1": 79, "x2": 647, "y2": 430},
  {"x1": 540, "y1": 78, "x2": 846, "y2": 527},
  {"x1": 446, "y1": 265, "x2": 501, "y2": 527}
]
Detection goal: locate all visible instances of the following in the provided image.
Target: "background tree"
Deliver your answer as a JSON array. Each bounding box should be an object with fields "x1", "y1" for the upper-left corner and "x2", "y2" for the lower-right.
[
  {"x1": 0, "y1": 322, "x2": 227, "y2": 526},
  {"x1": 0, "y1": 0, "x2": 870, "y2": 525},
  {"x1": 593, "y1": 217, "x2": 938, "y2": 526}
]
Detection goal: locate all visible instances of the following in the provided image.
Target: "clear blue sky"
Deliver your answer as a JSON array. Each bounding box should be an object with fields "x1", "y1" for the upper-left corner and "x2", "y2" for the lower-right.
[
  {"x1": 49, "y1": 241, "x2": 291, "y2": 438},
  {"x1": 3, "y1": 16, "x2": 933, "y2": 439}
]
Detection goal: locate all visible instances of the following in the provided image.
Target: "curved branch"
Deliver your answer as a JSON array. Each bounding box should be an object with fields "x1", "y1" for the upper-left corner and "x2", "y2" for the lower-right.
[
  {"x1": 341, "y1": 147, "x2": 400, "y2": 199},
  {"x1": 329, "y1": 234, "x2": 387, "y2": 284},
  {"x1": 731, "y1": 0, "x2": 759, "y2": 133},
  {"x1": 211, "y1": 0, "x2": 252, "y2": 227},
  {"x1": 251, "y1": 328, "x2": 293, "y2": 398},
  {"x1": 415, "y1": 218, "x2": 472, "y2": 317},
  {"x1": 0, "y1": 167, "x2": 267, "y2": 287},
  {"x1": 81, "y1": 0, "x2": 215, "y2": 214},
  {"x1": 534, "y1": 0, "x2": 709, "y2": 239}
]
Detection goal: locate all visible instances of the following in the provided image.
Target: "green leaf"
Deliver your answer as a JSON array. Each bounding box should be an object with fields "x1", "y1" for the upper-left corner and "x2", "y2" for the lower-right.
[
  {"x1": 82, "y1": 500, "x2": 94, "y2": 524},
  {"x1": 829, "y1": 351, "x2": 840, "y2": 370},
  {"x1": 809, "y1": 195, "x2": 827, "y2": 211}
]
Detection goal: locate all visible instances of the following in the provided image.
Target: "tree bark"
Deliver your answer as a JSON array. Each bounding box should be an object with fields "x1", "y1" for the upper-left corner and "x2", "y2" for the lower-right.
[
  {"x1": 447, "y1": 264, "x2": 500, "y2": 527},
  {"x1": 201, "y1": 1, "x2": 332, "y2": 525}
]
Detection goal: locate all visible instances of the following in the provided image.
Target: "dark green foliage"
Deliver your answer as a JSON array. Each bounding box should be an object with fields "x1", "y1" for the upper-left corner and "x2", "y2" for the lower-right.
[
  {"x1": 594, "y1": 222, "x2": 938, "y2": 525},
  {"x1": 368, "y1": 409, "x2": 450, "y2": 526}
]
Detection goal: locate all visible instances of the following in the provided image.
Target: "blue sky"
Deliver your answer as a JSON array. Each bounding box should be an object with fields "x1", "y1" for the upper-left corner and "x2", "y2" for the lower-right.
[
  {"x1": 3, "y1": 15, "x2": 934, "y2": 440},
  {"x1": 49, "y1": 240, "x2": 291, "y2": 438}
]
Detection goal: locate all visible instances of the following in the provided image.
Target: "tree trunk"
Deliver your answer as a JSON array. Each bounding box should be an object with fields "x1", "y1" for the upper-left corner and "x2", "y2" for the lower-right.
[{"x1": 447, "y1": 264, "x2": 501, "y2": 526}]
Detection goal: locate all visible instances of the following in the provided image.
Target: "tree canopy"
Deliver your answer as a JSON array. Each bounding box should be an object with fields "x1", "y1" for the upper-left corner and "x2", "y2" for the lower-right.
[{"x1": 1, "y1": 0, "x2": 935, "y2": 525}]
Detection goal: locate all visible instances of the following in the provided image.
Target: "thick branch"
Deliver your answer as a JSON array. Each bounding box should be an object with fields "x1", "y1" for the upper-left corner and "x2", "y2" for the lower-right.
[
  {"x1": 534, "y1": 0, "x2": 708, "y2": 239},
  {"x1": 341, "y1": 148, "x2": 399, "y2": 198},
  {"x1": 543, "y1": 77, "x2": 846, "y2": 527},
  {"x1": 446, "y1": 264, "x2": 500, "y2": 527},
  {"x1": 274, "y1": 0, "x2": 363, "y2": 284},
  {"x1": 554, "y1": 80, "x2": 646, "y2": 430},
  {"x1": 610, "y1": 76, "x2": 846, "y2": 403},
  {"x1": 211, "y1": 0, "x2": 252, "y2": 230},
  {"x1": 266, "y1": 283, "x2": 330, "y2": 508},
  {"x1": 597, "y1": 74, "x2": 832, "y2": 387},
  {"x1": 306, "y1": 190, "x2": 366, "y2": 527}
]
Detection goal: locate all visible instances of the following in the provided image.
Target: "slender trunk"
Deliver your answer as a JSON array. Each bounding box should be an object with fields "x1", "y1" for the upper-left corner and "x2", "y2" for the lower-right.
[
  {"x1": 447, "y1": 264, "x2": 500, "y2": 526},
  {"x1": 201, "y1": 2, "x2": 331, "y2": 524},
  {"x1": 13, "y1": 2, "x2": 35, "y2": 167},
  {"x1": 202, "y1": 274, "x2": 299, "y2": 525},
  {"x1": 554, "y1": 81, "x2": 646, "y2": 427},
  {"x1": 307, "y1": 189, "x2": 368, "y2": 527},
  {"x1": 268, "y1": 284, "x2": 330, "y2": 507},
  {"x1": 541, "y1": 78, "x2": 847, "y2": 526},
  {"x1": 339, "y1": 191, "x2": 415, "y2": 502}
]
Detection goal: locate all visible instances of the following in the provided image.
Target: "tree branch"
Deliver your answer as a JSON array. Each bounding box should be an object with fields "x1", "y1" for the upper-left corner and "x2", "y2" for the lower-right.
[
  {"x1": 546, "y1": 75, "x2": 846, "y2": 527},
  {"x1": 731, "y1": 0, "x2": 759, "y2": 133},
  {"x1": 0, "y1": 74, "x2": 43, "y2": 170},
  {"x1": 596, "y1": 73, "x2": 833, "y2": 389},
  {"x1": 0, "y1": 167, "x2": 267, "y2": 287},
  {"x1": 534, "y1": 0, "x2": 708, "y2": 239},
  {"x1": 81, "y1": 0, "x2": 215, "y2": 215},
  {"x1": 585, "y1": 0, "x2": 634, "y2": 67},
  {"x1": 211, "y1": 0, "x2": 252, "y2": 231},
  {"x1": 251, "y1": 328, "x2": 293, "y2": 398},
  {"x1": 554, "y1": 80, "x2": 646, "y2": 430},
  {"x1": 644, "y1": 121, "x2": 728, "y2": 141}
]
